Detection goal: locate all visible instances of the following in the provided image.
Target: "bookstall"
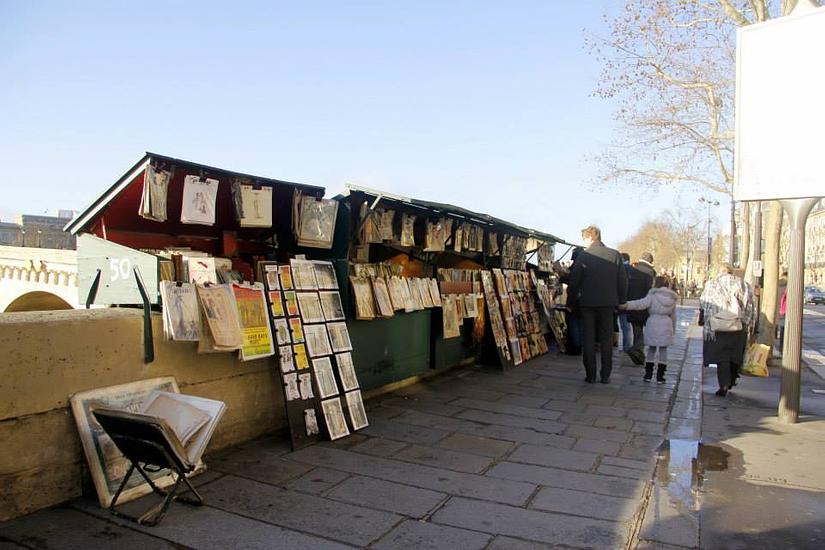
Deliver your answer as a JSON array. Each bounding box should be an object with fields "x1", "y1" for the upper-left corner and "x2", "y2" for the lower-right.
[
  {"x1": 331, "y1": 185, "x2": 568, "y2": 374},
  {"x1": 66, "y1": 153, "x2": 367, "y2": 451}
]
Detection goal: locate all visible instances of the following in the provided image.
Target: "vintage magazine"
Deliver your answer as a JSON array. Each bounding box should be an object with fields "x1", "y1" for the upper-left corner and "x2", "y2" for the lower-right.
[
  {"x1": 284, "y1": 372, "x2": 300, "y2": 401},
  {"x1": 350, "y1": 276, "x2": 376, "y2": 320},
  {"x1": 138, "y1": 162, "x2": 172, "y2": 222},
  {"x1": 344, "y1": 390, "x2": 369, "y2": 431},
  {"x1": 70, "y1": 377, "x2": 192, "y2": 507},
  {"x1": 196, "y1": 284, "x2": 243, "y2": 350},
  {"x1": 268, "y1": 291, "x2": 285, "y2": 317},
  {"x1": 321, "y1": 397, "x2": 350, "y2": 440},
  {"x1": 274, "y1": 318, "x2": 290, "y2": 345},
  {"x1": 442, "y1": 295, "x2": 461, "y2": 339},
  {"x1": 313, "y1": 260, "x2": 338, "y2": 289},
  {"x1": 293, "y1": 343, "x2": 310, "y2": 370},
  {"x1": 372, "y1": 277, "x2": 395, "y2": 318},
  {"x1": 160, "y1": 281, "x2": 201, "y2": 342},
  {"x1": 238, "y1": 184, "x2": 273, "y2": 228},
  {"x1": 417, "y1": 278, "x2": 434, "y2": 309},
  {"x1": 400, "y1": 213, "x2": 416, "y2": 247},
  {"x1": 289, "y1": 317, "x2": 305, "y2": 343},
  {"x1": 400, "y1": 278, "x2": 416, "y2": 312},
  {"x1": 279, "y1": 345, "x2": 295, "y2": 373},
  {"x1": 299, "y1": 372, "x2": 314, "y2": 399},
  {"x1": 296, "y1": 194, "x2": 339, "y2": 249},
  {"x1": 284, "y1": 290, "x2": 300, "y2": 317},
  {"x1": 312, "y1": 356, "x2": 340, "y2": 398},
  {"x1": 278, "y1": 265, "x2": 294, "y2": 290},
  {"x1": 387, "y1": 276, "x2": 406, "y2": 311},
  {"x1": 231, "y1": 283, "x2": 275, "y2": 361},
  {"x1": 180, "y1": 175, "x2": 219, "y2": 226},
  {"x1": 290, "y1": 259, "x2": 318, "y2": 290},
  {"x1": 334, "y1": 352, "x2": 359, "y2": 391},
  {"x1": 428, "y1": 278, "x2": 442, "y2": 307}
]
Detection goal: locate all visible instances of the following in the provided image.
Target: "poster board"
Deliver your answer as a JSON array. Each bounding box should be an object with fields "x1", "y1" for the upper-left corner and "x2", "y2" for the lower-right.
[{"x1": 734, "y1": 6, "x2": 825, "y2": 201}]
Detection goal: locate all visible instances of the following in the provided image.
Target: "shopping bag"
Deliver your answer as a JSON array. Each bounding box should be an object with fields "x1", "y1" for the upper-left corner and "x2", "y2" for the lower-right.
[{"x1": 741, "y1": 343, "x2": 770, "y2": 377}]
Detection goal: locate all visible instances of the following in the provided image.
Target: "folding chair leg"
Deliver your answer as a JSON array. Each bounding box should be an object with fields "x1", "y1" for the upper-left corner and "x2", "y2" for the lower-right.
[{"x1": 107, "y1": 462, "x2": 202, "y2": 526}]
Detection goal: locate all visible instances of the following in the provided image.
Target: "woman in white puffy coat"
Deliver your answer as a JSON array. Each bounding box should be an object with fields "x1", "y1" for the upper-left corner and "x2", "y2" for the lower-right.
[{"x1": 621, "y1": 277, "x2": 678, "y2": 383}]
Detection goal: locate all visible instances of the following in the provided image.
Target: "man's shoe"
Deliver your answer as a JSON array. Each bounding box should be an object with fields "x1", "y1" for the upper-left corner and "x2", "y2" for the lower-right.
[{"x1": 715, "y1": 387, "x2": 728, "y2": 397}]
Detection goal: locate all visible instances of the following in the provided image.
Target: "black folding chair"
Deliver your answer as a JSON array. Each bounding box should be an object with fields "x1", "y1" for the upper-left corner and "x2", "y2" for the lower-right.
[{"x1": 92, "y1": 408, "x2": 204, "y2": 526}]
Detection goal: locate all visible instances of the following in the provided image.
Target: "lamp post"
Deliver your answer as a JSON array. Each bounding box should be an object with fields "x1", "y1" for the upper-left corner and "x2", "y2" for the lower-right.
[{"x1": 699, "y1": 197, "x2": 719, "y2": 278}]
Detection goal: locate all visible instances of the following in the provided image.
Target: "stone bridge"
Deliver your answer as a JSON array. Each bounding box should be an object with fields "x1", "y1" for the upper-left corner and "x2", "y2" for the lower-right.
[{"x1": 0, "y1": 246, "x2": 80, "y2": 312}]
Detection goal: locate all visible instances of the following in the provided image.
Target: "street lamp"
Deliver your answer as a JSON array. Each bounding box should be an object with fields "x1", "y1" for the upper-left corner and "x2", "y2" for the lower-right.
[{"x1": 699, "y1": 197, "x2": 719, "y2": 278}]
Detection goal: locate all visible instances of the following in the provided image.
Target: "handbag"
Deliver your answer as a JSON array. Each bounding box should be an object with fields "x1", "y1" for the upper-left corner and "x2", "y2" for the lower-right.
[{"x1": 709, "y1": 310, "x2": 742, "y2": 332}]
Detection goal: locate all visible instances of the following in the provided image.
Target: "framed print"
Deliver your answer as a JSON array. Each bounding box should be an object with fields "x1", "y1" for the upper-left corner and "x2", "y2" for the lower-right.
[
  {"x1": 278, "y1": 345, "x2": 295, "y2": 373},
  {"x1": 274, "y1": 318, "x2": 290, "y2": 346},
  {"x1": 268, "y1": 291, "x2": 285, "y2": 317},
  {"x1": 319, "y1": 291, "x2": 345, "y2": 321},
  {"x1": 290, "y1": 259, "x2": 318, "y2": 290},
  {"x1": 312, "y1": 356, "x2": 339, "y2": 398},
  {"x1": 284, "y1": 290, "x2": 300, "y2": 317},
  {"x1": 321, "y1": 397, "x2": 350, "y2": 440},
  {"x1": 304, "y1": 323, "x2": 332, "y2": 357},
  {"x1": 344, "y1": 390, "x2": 369, "y2": 431},
  {"x1": 335, "y1": 352, "x2": 359, "y2": 391},
  {"x1": 278, "y1": 265, "x2": 293, "y2": 290},
  {"x1": 313, "y1": 260, "x2": 338, "y2": 289},
  {"x1": 326, "y1": 321, "x2": 352, "y2": 353},
  {"x1": 293, "y1": 343, "x2": 310, "y2": 370},
  {"x1": 289, "y1": 317, "x2": 305, "y2": 343},
  {"x1": 297, "y1": 292, "x2": 325, "y2": 323}
]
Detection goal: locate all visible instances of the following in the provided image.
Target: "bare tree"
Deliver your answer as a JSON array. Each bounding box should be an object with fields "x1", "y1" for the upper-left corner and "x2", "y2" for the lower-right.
[{"x1": 589, "y1": 0, "x2": 815, "y2": 345}]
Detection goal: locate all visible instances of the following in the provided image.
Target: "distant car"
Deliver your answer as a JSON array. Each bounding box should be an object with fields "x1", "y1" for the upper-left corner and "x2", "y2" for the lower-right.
[{"x1": 805, "y1": 287, "x2": 825, "y2": 305}]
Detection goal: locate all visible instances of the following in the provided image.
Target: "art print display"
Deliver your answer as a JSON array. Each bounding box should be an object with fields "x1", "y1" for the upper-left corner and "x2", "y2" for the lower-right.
[
  {"x1": 279, "y1": 265, "x2": 294, "y2": 290},
  {"x1": 326, "y1": 321, "x2": 352, "y2": 353},
  {"x1": 312, "y1": 261, "x2": 338, "y2": 289},
  {"x1": 319, "y1": 291, "x2": 345, "y2": 321},
  {"x1": 284, "y1": 372, "x2": 300, "y2": 401},
  {"x1": 291, "y1": 259, "x2": 318, "y2": 290},
  {"x1": 417, "y1": 278, "x2": 434, "y2": 309},
  {"x1": 350, "y1": 276, "x2": 376, "y2": 320},
  {"x1": 321, "y1": 397, "x2": 350, "y2": 440},
  {"x1": 464, "y1": 293, "x2": 479, "y2": 319},
  {"x1": 269, "y1": 292, "x2": 285, "y2": 317},
  {"x1": 160, "y1": 281, "x2": 201, "y2": 342},
  {"x1": 196, "y1": 284, "x2": 243, "y2": 350},
  {"x1": 428, "y1": 278, "x2": 442, "y2": 307},
  {"x1": 296, "y1": 292, "x2": 324, "y2": 323},
  {"x1": 284, "y1": 290, "x2": 300, "y2": 317},
  {"x1": 279, "y1": 345, "x2": 295, "y2": 373},
  {"x1": 295, "y1": 194, "x2": 338, "y2": 249},
  {"x1": 70, "y1": 377, "x2": 183, "y2": 507},
  {"x1": 181, "y1": 175, "x2": 219, "y2": 226},
  {"x1": 265, "y1": 270, "x2": 280, "y2": 291},
  {"x1": 139, "y1": 162, "x2": 172, "y2": 222},
  {"x1": 304, "y1": 323, "x2": 332, "y2": 357},
  {"x1": 400, "y1": 278, "x2": 416, "y2": 312},
  {"x1": 274, "y1": 318, "x2": 291, "y2": 346},
  {"x1": 372, "y1": 277, "x2": 394, "y2": 318},
  {"x1": 312, "y1": 356, "x2": 339, "y2": 398},
  {"x1": 400, "y1": 213, "x2": 416, "y2": 247},
  {"x1": 334, "y1": 352, "x2": 359, "y2": 391},
  {"x1": 510, "y1": 337, "x2": 523, "y2": 365},
  {"x1": 409, "y1": 278, "x2": 424, "y2": 311},
  {"x1": 387, "y1": 276, "x2": 406, "y2": 311},
  {"x1": 289, "y1": 317, "x2": 305, "y2": 343},
  {"x1": 293, "y1": 343, "x2": 310, "y2": 370},
  {"x1": 238, "y1": 184, "x2": 273, "y2": 228},
  {"x1": 442, "y1": 295, "x2": 461, "y2": 339},
  {"x1": 231, "y1": 283, "x2": 275, "y2": 361},
  {"x1": 304, "y1": 408, "x2": 319, "y2": 436},
  {"x1": 298, "y1": 372, "x2": 314, "y2": 399},
  {"x1": 344, "y1": 390, "x2": 369, "y2": 431}
]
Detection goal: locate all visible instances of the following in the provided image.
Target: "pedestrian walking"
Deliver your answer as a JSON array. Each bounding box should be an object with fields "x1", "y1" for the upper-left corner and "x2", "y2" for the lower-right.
[
  {"x1": 699, "y1": 264, "x2": 756, "y2": 396},
  {"x1": 618, "y1": 253, "x2": 633, "y2": 352},
  {"x1": 566, "y1": 225, "x2": 628, "y2": 384},
  {"x1": 620, "y1": 276, "x2": 678, "y2": 383},
  {"x1": 555, "y1": 247, "x2": 584, "y2": 355},
  {"x1": 626, "y1": 252, "x2": 656, "y2": 365}
]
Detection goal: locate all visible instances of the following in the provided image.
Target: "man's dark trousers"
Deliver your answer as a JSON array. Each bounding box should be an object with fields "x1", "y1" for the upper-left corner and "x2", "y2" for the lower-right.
[
  {"x1": 629, "y1": 321, "x2": 645, "y2": 364},
  {"x1": 581, "y1": 306, "x2": 614, "y2": 381}
]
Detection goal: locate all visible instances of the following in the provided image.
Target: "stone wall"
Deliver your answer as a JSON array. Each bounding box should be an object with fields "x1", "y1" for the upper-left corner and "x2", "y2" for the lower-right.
[{"x1": 0, "y1": 308, "x2": 285, "y2": 521}]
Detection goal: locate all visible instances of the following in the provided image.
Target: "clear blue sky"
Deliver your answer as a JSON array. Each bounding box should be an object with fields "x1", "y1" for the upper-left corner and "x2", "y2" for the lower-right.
[{"x1": 0, "y1": 0, "x2": 727, "y2": 247}]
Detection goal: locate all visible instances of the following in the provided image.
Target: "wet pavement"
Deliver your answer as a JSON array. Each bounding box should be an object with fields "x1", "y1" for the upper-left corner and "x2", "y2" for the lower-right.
[{"x1": 2, "y1": 304, "x2": 824, "y2": 548}]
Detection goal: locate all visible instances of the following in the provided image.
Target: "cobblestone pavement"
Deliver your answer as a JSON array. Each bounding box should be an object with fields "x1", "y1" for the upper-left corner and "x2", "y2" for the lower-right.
[{"x1": 1, "y1": 308, "x2": 699, "y2": 549}]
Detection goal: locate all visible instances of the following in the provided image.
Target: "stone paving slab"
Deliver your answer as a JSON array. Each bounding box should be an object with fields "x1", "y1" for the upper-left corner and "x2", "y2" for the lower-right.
[
  {"x1": 448, "y1": 398, "x2": 563, "y2": 420},
  {"x1": 530, "y1": 486, "x2": 640, "y2": 522},
  {"x1": 371, "y1": 519, "x2": 491, "y2": 550},
  {"x1": 283, "y1": 467, "x2": 351, "y2": 495},
  {"x1": 486, "y1": 536, "x2": 559, "y2": 549},
  {"x1": 508, "y1": 443, "x2": 598, "y2": 472},
  {"x1": 361, "y1": 418, "x2": 450, "y2": 445},
  {"x1": 435, "y1": 432, "x2": 515, "y2": 458},
  {"x1": 392, "y1": 443, "x2": 495, "y2": 473},
  {"x1": 349, "y1": 436, "x2": 410, "y2": 458},
  {"x1": 326, "y1": 475, "x2": 445, "y2": 518},
  {"x1": 456, "y1": 409, "x2": 566, "y2": 434},
  {"x1": 207, "y1": 448, "x2": 314, "y2": 485},
  {"x1": 288, "y1": 445, "x2": 537, "y2": 506},
  {"x1": 431, "y1": 497, "x2": 629, "y2": 549},
  {"x1": 486, "y1": 461, "x2": 646, "y2": 500},
  {"x1": 199, "y1": 474, "x2": 401, "y2": 546}
]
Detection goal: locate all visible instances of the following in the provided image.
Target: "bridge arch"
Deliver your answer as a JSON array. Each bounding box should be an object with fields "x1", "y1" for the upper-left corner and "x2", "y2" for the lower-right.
[{"x1": 4, "y1": 291, "x2": 74, "y2": 312}]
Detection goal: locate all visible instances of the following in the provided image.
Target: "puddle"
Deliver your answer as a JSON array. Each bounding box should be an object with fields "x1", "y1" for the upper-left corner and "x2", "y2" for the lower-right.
[{"x1": 655, "y1": 440, "x2": 731, "y2": 511}]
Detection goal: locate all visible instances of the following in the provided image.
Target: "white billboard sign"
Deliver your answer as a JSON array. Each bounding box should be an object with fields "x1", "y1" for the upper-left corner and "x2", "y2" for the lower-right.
[{"x1": 734, "y1": 6, "x2": 825, "y2": 202}]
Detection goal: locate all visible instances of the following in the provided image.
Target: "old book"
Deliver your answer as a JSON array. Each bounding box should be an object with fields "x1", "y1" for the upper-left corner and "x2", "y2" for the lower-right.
[{"x1": 140, "y1": 392, "x2": 210, "y2": 447}]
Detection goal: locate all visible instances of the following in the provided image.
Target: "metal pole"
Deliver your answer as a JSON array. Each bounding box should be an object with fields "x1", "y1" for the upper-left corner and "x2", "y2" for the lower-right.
[
  {"x1": 729, "y1": 199, "x2": 737, "y2": 265},
  {"x1": 778, "y1": 197, "x2": 818, "y2": 424}
]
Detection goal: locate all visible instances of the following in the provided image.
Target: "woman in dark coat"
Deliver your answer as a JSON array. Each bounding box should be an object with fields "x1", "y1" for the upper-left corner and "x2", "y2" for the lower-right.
[{"x1": 699, "y1": 264, "x2": 756, "y2": 396}]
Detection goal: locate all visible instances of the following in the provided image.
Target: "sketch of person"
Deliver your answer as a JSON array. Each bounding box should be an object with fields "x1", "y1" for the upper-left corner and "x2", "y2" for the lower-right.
[{"x1": 194, "y1": 190, "x2": 209, "y2": 214}]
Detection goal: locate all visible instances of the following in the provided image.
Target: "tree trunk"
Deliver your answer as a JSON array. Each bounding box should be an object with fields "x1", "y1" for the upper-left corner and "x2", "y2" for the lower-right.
[
  {"x1": 758, "y1": 200, "x2": 784, "y2": 347},
  {"x1": 740, "y1": 202, "x2": 751, "y2": 271}
]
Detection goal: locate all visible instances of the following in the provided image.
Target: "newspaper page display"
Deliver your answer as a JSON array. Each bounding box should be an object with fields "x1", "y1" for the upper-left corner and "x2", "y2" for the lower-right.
[{"x1": 231, "y1": 283, "x2": 275, "y2": 361}]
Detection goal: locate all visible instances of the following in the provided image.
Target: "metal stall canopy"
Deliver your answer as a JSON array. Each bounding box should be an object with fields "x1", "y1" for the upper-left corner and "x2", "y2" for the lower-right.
[{"x1": 65, "y1": 152, "x2": 326, "y2": 306}]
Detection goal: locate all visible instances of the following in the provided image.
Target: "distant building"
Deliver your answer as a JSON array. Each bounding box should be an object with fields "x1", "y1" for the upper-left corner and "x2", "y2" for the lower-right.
[
  {"x1": 0, "y1": 211, "x2": 77, "y2": 250},
  {"x1": 780, "y1": 199, "x2": 825, "y2": 287}
]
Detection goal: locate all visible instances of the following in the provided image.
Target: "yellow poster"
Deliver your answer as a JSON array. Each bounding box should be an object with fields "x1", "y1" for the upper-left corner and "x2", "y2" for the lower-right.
[{"x1": 232, "y1": 283, "x2": 275, "y2": 361}]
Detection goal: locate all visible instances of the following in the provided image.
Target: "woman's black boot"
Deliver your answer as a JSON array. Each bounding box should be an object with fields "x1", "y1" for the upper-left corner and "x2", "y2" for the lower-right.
[
  {"x1": 656, "y1": 364, "x2": 666, "y2": 384},
  {"x1": 644, "y1": 362, "x2": 654, "y2": 382}
]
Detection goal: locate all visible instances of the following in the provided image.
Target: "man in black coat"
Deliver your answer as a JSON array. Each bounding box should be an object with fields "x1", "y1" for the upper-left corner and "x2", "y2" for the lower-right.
[
  {"x1": 626, "y1": 252, "x2": 656, "y2": 364},
  {"x1": 566, "y1": 225, "x2": 628, "y2": 383}
]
